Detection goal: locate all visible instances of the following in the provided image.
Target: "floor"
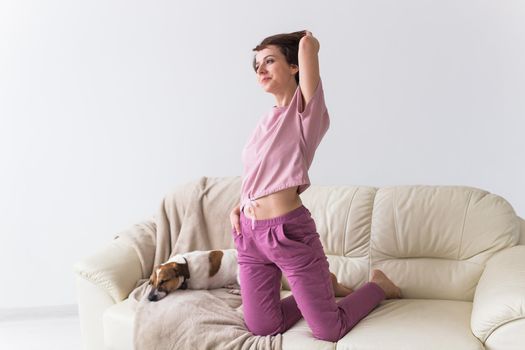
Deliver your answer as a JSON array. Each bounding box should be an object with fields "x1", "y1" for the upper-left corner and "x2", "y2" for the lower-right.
[{"x1": 0, "y1": 315, "x2": 82, "y2": 350}]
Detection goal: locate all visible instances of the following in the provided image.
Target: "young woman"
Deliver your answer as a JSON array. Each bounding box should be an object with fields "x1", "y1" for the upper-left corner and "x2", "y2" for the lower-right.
[{"x1": 229, "y1": 30, "x2": 402, "y2": 342}]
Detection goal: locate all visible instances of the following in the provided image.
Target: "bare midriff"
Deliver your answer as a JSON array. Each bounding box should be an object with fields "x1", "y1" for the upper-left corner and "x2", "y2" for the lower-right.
[{"x1": 243, "y1": 186, "x2": 303, "y2": 220}]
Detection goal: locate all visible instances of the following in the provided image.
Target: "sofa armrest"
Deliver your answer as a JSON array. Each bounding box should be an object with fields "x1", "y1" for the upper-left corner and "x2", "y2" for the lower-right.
[
  {"x1": 74, "y1": 217, "x2": 156, "y2": 350},
  {"x1": 471, "y1": 245, "x2": 525, "y2": 343},
  {"x1": 74, "y1": 238, "x2": 145, "y2": 350},
  {"x1": 74, "y1": 238, "x2": 143, "y2": 303}
]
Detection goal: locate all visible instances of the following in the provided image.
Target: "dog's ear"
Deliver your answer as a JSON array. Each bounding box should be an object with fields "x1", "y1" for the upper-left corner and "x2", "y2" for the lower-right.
[
  {"x1": 164, "y1": 262, "x2": 190, "y2": 280},
  {"x1": 149, "y1": 265, "x2": 159, "y2": 285},
  {"x1": 178, "y1": 262, "x2": 190, "y2": 280}
]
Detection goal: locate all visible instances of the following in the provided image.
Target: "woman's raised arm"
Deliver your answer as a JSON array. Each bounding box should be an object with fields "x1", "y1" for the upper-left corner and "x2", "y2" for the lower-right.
[{"x1": 298, "y1": 30, "x2": 321, "y2": 111}]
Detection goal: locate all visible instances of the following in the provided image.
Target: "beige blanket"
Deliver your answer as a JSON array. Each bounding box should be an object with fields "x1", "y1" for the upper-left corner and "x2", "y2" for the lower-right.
[{"x1": 117, "y1": 176, "x2": 283, "y2": 350}]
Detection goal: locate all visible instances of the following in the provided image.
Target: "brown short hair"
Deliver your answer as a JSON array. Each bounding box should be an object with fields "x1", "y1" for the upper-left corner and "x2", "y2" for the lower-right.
[{"x1": 252, "y1": 30, "x2": 306, "y2": 84}]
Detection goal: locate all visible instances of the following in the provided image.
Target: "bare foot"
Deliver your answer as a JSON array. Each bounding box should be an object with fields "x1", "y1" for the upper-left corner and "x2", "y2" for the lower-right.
[
  {"x1": 370, "y1": 269, "x2": 402, "y2": 299},
  {"x1": 330, "y1": 272, "x2": 354, "y2": 297}
]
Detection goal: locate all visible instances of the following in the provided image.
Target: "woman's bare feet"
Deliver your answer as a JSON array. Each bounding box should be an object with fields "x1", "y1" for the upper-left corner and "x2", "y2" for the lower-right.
[
  {"x1": 370, "y1": 269, "x2": 402, "y2": 299},
  {"x1": 330, "y1": 272, "x2": 354, "y2": 297}
]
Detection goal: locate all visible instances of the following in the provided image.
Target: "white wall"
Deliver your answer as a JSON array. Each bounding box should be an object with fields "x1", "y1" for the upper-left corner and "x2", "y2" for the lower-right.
[{"x1": 1, "y1": 0, "x2": 523, "y2": 309}]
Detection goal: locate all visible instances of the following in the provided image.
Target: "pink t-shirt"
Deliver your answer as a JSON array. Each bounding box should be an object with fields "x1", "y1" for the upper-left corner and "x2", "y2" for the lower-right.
[{"x1": 240, "y1": 77, "x2": 330, "y2": 229}]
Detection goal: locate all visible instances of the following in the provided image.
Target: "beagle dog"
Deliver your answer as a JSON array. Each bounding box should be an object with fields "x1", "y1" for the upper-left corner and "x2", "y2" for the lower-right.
[{"x1": 147, "y1": 249, "x2": 241, "y2": 302}]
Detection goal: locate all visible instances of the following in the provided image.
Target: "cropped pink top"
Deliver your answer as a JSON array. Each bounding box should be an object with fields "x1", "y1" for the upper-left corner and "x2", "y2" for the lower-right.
[{"x1": 240, "y1": 77, "x2": 330, "y2": 229}]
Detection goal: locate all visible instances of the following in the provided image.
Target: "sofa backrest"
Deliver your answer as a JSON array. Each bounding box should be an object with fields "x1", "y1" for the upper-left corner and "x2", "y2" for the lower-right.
[
  {"x1": 518, "y1": 216, "x2": 525, "y2": 245},
  {"x1": 299, "y1": 185, "x2": 520, "y2": 301}
]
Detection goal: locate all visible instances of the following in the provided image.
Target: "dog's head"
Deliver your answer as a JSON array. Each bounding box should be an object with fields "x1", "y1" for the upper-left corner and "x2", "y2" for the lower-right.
[{"x1": 147, "y1": 261, "x2": 190, "y2": 302}]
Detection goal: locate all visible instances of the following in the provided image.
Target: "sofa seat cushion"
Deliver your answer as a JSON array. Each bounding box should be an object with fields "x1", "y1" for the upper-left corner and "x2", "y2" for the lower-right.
[
  {"x1": 101, "y1": 293, "x2": 484, "y2": 350},
  {"x1": 336, "y1": 299, "x2": 483, "y2": 350},
  {"x1": 280, "y1": 290, "x2": 335, "y2": 350},
  {"x1": 282, "y1": 319, "x2": 336, "y2": 350}
]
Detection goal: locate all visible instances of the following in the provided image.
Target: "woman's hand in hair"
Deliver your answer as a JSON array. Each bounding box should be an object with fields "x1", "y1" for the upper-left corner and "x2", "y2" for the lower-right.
[{"x1": 299, "y1": 30, "x2": 320, "y2": 52}]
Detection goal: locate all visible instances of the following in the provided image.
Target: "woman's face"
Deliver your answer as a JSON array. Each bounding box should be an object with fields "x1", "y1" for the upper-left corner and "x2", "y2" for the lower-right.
[{"x1": 254, "y1": 45, "x2": 298, "y2": 92}]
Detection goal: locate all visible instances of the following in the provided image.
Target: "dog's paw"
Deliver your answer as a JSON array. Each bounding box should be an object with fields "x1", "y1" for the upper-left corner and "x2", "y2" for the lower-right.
[{"x1": 228, "y1": 289, "x2": 241, "y2": 295}]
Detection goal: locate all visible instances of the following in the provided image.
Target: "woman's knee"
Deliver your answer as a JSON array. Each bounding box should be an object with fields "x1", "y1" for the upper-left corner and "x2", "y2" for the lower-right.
[
  {"x1": 246, "y1": 318, "x2": 284, "y2": 337},
  {"x1": 312, "y1": 327, "x2": 341, "y2": 342},
  {"x1": 243, "y1": 298, "x2": 285, "y2": 336}
]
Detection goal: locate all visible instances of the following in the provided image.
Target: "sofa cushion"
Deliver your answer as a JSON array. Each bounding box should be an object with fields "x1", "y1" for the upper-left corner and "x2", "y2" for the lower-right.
[
  {"x1": 281, "y1": 290, "x2": 336, "y2": 350},
  {"x1": 300, "y1": 185, "x2": 519, "y2": 301},
  {"x1": 370, "y1": 186, "x2": 519, "y2": 301},
  {"x1": 282, "y1": 319, "x2": 336, "y2": 350},
  {"x1": 336, "y1": 299, "x2": 483, "y2": 350}
]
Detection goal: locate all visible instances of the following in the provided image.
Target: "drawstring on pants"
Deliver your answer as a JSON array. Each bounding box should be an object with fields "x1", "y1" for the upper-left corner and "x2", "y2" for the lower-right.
[{"x1": 244, "y1": 198, "x2": 259, "y2": 230}]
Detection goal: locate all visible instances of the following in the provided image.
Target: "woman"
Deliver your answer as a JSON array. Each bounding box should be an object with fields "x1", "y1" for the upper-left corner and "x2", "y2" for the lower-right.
[{"x1": 229, "y1": 30, "x2": 402, "y2": 342}]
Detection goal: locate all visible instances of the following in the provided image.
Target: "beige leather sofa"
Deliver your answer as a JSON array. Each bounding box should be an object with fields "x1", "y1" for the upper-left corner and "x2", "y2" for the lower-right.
[{"x1": 74, "y1": 184, "x2": 525, "y2": 350}]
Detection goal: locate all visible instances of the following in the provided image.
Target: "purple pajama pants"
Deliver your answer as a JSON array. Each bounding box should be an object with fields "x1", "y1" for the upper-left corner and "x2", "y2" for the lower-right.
[{"x1": 231, "y1": 204, "x2": 385, "y2": 342}]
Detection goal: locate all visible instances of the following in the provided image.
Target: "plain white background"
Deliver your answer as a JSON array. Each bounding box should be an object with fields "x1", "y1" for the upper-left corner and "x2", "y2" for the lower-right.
[{"x1": 1, "y1": 0, "x2": 523, "y2": 311}]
